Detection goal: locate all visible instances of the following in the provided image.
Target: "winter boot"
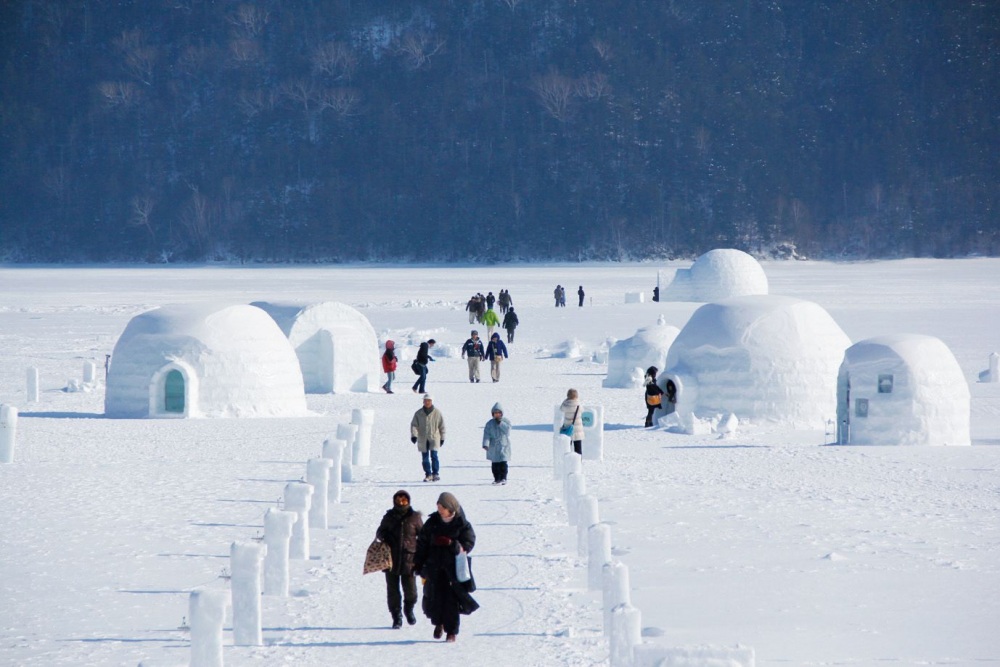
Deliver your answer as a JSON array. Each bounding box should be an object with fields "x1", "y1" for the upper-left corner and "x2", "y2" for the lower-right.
[
  {"x1": 391, "y1": 613, "x2": 402, "y2": 629},
  {"x1": 446, "y1": 633, "x2": 457, "y2": 642},
  {"x1": 433, "y1": 624, "x2": 444, "y2": 639},
  {"x1": 404, "y1": 606, "x2": 416, "y2": 625}
]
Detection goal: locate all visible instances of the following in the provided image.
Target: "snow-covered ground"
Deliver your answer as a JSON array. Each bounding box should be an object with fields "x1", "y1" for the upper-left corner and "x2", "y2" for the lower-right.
[{"x1": 1, "y1": 259, "x2": 998, "y2": 666}]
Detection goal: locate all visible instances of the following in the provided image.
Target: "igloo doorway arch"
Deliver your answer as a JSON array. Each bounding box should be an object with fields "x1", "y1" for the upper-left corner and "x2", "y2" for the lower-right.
[
  {"x1": 149, "y1": 361, "x2": 198, "y2": 418},
  {"x1": 252, "y1": 301, "x2": 381, "y2": 394}
]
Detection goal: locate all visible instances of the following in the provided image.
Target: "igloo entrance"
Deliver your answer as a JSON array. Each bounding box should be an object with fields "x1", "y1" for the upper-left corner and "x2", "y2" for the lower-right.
[
  {"x1": 149, "y1": 362, "x2": 196, "y2": 418},
  {"x1": 164, "y1": 370, "x2": 185, "y2": 413}
]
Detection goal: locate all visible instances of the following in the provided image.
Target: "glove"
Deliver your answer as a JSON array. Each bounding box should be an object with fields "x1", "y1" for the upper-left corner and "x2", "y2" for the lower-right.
[
  {"x1": 411, "y1": 436, "x2": 417, "y2": 444},
  {"x1": 439, "y1": 440, "x2": 444, "y2": 446},
  {"x1": 432, "y1": 536, "x2": 453, "y2": 547}
]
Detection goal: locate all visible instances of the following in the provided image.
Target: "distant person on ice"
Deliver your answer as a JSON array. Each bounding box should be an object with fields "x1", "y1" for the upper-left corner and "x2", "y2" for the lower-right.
[
  {"x1": 375, "y1": 489, "x2": 423, "y2": 628},
  {"x1": 498, "y1": 289, "x2": 512, "y2": 314},
  {"x1": 482, "y1": 402, "x2": 512, "y2": 484},
  {"x1": 577, "y1": 285, "x2": 585, "y2": 307},
  {"x1": 560, "y1": 388, "x2": 584, "y2": 456},
  {"x1": 411, "y1": 339, "x2": 435, "y2": 394},
  {"x1": 411, "y1": 393, "x2": 445, "y2": 482},
  {"x1": 381, "y1": 340, "x2": 397, "y2": 394},
  {"x1": 502, "y1": 306, "x2": 519, "y2": 343},
  {"x1": 485, "y1": 291, "x2": 495, "y2": 310},
  {"x1": 465, "y1": 295, "x2": 479, "y2": 324},
  {"x1": 461, "y1": 330, "x2": 485, "y2": 383},
  {"x1": 643, "y1": 366, "x2": 665, "y2": 427},
  {"x1": 553, "y1": 285, "x2": 562, "y2": 307},
  {"x1": 486, "y1": 332, "x2": 508, "y2": 382},
  {"x1": 482, "y1": 306, "x2": 500, "y2": 339},
  {"x1": 414, "y1": 492, "x2": 477, "y2": 643}
]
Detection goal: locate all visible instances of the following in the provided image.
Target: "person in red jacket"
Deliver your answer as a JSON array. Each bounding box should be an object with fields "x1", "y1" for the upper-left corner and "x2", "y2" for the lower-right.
[{"x1": 381, "y1": 340, "x2": 398, "y2": 394}]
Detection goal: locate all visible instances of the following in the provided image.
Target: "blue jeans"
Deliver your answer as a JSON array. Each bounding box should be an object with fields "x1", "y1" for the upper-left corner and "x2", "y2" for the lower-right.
[
  {"x1": 412, "y1": 364, "x2": 427, "y2": 392},
  {"x1": 421, "y1": 448, "x2": 439, "y2": 475}
]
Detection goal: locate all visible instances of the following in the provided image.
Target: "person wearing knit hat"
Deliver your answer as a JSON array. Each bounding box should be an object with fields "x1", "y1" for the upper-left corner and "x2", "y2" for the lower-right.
[
  {"x1": 411, "y1": 394, "x2": 445, "y2": 482},
  {"x1": 482, "y1": 402, "x2": 512, "y2": 484},
  {"x1": 461, "y1": 330, "x2": 485, "y2": 383},
  {"x1": 375, "y1": 490, "x2": 424, "y2": 628},
  {"x1": 485, "y1": 332, "x2": 509, "y2": 383},
  {"x1": 414, "y1": 492, "x2": 478, "y2": 643}
]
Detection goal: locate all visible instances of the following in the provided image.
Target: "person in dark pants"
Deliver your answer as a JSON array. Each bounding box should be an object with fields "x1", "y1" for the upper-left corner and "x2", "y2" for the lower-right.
[
  {"x1": 375, "y1": 490, "x2": 424, "y2": 628},
  {"x1": 577, "y1": 285, "x2": 585, "y2": 307},
  {"x1": 482, "y1": 402, "x2": 511, "y2": 484},
  {"x1": 644, "y1": 366, "x2": 665, "y2": 427},
  {"x1": 414, "y1": 492, "x2": 477, "y2": 643},
  {"x1": 502, "y1": 307, "x2": 519, "y2": 343},
  {"x1": 411, "y1": 339, "x2": 436, "y2": 393}
]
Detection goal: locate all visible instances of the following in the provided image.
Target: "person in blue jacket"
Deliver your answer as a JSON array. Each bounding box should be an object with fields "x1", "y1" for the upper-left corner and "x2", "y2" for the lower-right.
[
  {"x1": 485, "y1": 332, "x2": 509, "y2": 383},
  {"x1": 482, "y1": 402, "x2": 512, "y2": 484}
]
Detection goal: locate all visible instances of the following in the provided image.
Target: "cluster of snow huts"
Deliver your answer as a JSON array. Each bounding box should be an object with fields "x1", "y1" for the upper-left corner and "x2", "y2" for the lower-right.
[
  {"x1": 610, "y1": 249, "x2": 970, "y2": 446},
  {"x1": 104, "y1": 302, "x2": 380, "y2": 419}
]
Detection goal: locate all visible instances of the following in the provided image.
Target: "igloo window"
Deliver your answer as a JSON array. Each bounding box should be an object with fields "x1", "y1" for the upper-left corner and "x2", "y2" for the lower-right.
[
  {"x1": 164, "y1": 370, "x2": 185, "y2": 413},
  {"x1": 878, "y1": 374, "x2": 894, "y2": 393},
  {"x1": 855, "y1": 398, "x2": 869, "y2": 418}
]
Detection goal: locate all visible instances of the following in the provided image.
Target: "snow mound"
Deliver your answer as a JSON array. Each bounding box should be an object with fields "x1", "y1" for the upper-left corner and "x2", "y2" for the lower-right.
[
  {"x1": 662, "y1": 249, "x2": 769, "y2": 302},
  {"x1": 603, "y1": 323, "x2": 681, "y2": 388},
  {"x1": 837, "y1": 334, "x2": 970, "y2": 446},
  {"x1": 663, "y1": 295, "x2": 850, "y2": 428},
  {"x1": 253, "y1": 301, "x2": 380, "y2": 393},
  {"x1": 105, "y1": 304, "x2": 308, "y2": 418}
]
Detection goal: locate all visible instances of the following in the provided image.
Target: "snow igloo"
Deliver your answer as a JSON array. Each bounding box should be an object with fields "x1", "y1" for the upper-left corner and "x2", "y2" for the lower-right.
[
  {"x1": 660, "y1": 248, "x2": 769, "y2": 302},
  {"x1": 660, "y1": 295, "x2": 850, "y2": 428},
  {"x1": 603, "y1": 322, "x2": 681, "y2": 388},
  {"x1": 105, "y1": 304, "x2": 308, "y2": 418},
  {"x1": 252, "y1": 301, "x2": 381, "y2": 393},
  {"x1": 836, "y1": 335, "x2": 971, "y2": 446}
]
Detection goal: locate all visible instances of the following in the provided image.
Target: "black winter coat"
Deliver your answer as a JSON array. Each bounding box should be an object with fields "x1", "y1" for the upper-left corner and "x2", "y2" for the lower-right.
[
  {"x1": 376, "y1": 507, "x2": 424, "y2": 576},
  {"x1": 415, "y1": 511, "x2": 478, "y2": 618}
]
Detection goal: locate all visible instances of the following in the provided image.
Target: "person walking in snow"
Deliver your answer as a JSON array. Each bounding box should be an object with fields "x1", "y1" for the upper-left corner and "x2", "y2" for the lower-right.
[
  {"x1": 465, "y1": 295, "x2": 479, "y2": 324},
  {"x1": 553, "y1": 285, "x2": 562, "y2": 307},
  {"x1": 411, "y1": 393, "x2": 445, "y2": 482},
  {"x1": 375, "y1": 489, "x2": 424, "y2": 628},
  {"x1": 577, "y1": 285, "x2": 585, "y2": 307},
  {"x1": 485, "y1": 291, "x2": 496, "y2": 311},
  {"x1": 414, "y1": 492, "x2": 477, "y2": 643},
  {"x1": 502, "y1": 307, "x2": 519, "y2": 343},
  {"x1": 482, "y1": 403, "x2": 512, "y2": 484},
  {"x1": 461, "y1": 330, "x2": 485, "y2": 383},
  {"x1": 411, "y1": 339, "x2": 436, "y2": 394},
  {"x1": 498, "y1": 289, "x2": 511, "y2": 314},
  {"x1": 482, "y1": 306, "x2": 500, "y2": 340},
  {"x1": 486, "y1": 332, "x2": 508, "y2": 382},
  {"x1": 560, "y1": 388, "x2": 584, "y2": 456},
  {"x1": 643, "y1": 366, "x2": 665, "y2": 427},
  {"x1": 475, "y1": 294, "x2": 487, "y2": 324},
  {"x1": 381, "y1": 340, "x2": 398, "y2": 394}
]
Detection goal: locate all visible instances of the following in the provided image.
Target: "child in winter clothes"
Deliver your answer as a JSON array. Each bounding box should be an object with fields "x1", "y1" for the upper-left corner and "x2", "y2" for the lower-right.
[{"x1": 381, "y1": 340, "x2": 398, "y2": 393}]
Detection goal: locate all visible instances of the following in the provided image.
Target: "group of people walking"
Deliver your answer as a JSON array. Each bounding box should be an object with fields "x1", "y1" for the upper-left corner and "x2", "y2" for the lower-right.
[{"x1": 552, "y1": 285, "x2": 585, "y2": 307}]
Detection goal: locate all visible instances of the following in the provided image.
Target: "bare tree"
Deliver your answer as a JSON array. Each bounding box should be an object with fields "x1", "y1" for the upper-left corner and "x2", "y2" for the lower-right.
[
  {"x1": 180, "y1": 184, "x2": 216, "y2": 256},
  {"x1": 97, "y1": 81, "x2": 140, "y2": 109},
  {"x1": 280, "y1": 79, "x2": 317, "y2": 112},
  {"x1": 694, "y1": 126, "x2": 710, "y2": 155},
  {"x1": 228, "y1": 38, "x2": 263, "y2": 67},
  {"x1": 498, "y1": 0, "x2": 526, "y2": 11},
  {"x1": 396, "y1": 31, "x2": 445, "y2": 70},
  {"x1": 235, "y1": 88, "x2": 273, "y2": 118},
  {"x1": 114, "y1": 29, "x2": 157, "y2": 85},
  {"x1": 228, "y1": 4, "x2": 269, "y2": 39},
  {"x1": 130, "y1": 194, "x2": 156, "y2": 240},
  {"x1": 318, "y1": 88, "x2": 361, "y2": 118},
  {"x1": 576, "y1": 72, "x2": 610, "y2": 100},
  {"x1": 531, "y1": 70, "x2": 575, "y2": 122},
  {"x1": 311, "y1": 41, "x2": 358, "y2": 81},
  {"x1": 591, "y1": 37, "x2": 612, "y2": 61}
]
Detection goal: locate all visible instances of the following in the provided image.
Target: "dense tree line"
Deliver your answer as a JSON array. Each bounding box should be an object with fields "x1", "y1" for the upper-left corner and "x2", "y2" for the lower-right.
[{"x1": 1, "y1": 0, "x2": 997, "y2": 262}]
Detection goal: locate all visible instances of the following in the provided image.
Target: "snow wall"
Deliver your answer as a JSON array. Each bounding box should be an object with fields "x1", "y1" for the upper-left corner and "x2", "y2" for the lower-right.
[
  {"x1": 603, "y1": 323, "x2": 681, "y2": 388},
  {"x1": 661, "y1": 248, "x2": 769, "y2": 302},
  {"x1": 662, "y1": 295, "x2": 850, "y2": 427},
  {"x1": 105, "y1": 304, "x2": 308, "y2": 418},
  {"x1": 837, "y1": 334, "x2": 970, "y2": 446},
  {"x1": 252, "y1": 301, "x2": 380, "y2": 394}
]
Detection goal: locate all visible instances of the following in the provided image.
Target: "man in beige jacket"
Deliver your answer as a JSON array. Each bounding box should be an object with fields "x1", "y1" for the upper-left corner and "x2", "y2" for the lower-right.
[{"x1": 411, "y1": 394, "x2": 446, "y2": 482}]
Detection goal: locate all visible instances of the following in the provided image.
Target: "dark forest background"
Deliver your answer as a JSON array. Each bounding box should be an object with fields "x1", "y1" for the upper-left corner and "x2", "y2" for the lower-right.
[{"x1": 1, "y1": 1, "x2": 997, "y2": 263}]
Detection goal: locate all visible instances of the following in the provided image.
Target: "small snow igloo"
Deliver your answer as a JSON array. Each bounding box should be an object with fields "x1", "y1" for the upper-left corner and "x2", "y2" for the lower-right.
[
  {"x1": 661, "y1": 248, "x2": 768, "y2": 302},
  {"x1": 252, "y1": 301, "x2": 380, "y2": 393},
  {"x1": 662, "y1": 295, "x2": 850, "y2": 427},
  {"x1": 603, "y1": 322, "x2": 681, "y2": 388},
  {"x1": 105, "y1": 304, "x2": 308, "y2": 418},
  {"x1": 836, "y1": 335, "x2": 971, "y2": 446}
]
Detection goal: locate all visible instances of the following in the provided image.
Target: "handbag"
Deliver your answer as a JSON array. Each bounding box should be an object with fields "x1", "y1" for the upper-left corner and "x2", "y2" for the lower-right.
[
  {"x1": 559, "y1": 406, "x2": 580, "y2": 437},
  {"x1": 646, "y1": 393, "x2": 662, "y2": 406},
  {"x1": 363, "y1": 539, "x2": 393, "y2": 575},
  {"x1": 411, "y1": 360, "x2": 422, "y2": 375}
]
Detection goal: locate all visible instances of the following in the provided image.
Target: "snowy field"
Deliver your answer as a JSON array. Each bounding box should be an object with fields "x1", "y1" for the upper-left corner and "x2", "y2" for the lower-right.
[{"x1": 1, "y1": 259, "x2": 999, "y2": 666}]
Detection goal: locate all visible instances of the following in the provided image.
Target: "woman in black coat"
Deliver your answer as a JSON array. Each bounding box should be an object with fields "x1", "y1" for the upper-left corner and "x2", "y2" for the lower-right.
[
  {"x1": 414, "y1": 492, "x2": 477, "y2": 642},
  {"x1": 375, "y1": 490, "x2": 424, "y2": 628},
  {"x1": 411, "y1": 339, "x2": 436, "y2": 393}
]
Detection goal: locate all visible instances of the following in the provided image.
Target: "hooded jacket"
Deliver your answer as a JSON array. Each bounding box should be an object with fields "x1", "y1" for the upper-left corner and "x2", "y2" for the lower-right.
[{"x1": 482, "y1": 402, "x2": 512, "y2": 462}]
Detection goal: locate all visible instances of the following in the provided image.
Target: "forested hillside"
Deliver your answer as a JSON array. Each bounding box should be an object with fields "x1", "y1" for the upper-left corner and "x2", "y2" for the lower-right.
[{"x1": 1, "y1": 1, "x2": 997, "y2": 262}]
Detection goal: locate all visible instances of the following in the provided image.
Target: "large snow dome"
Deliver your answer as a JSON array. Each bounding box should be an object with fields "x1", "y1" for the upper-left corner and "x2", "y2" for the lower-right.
[
  {"x1": 252, "y1": 301, "x2": 380, "y2": 393},
  {"x1": 837, "y1": 335, "x2": 971, "y2": 446},
  {"x1": 603, "y1": 322, "x2": 681, "y2": 388},
  {"x1": 662, "y1": 295, "x2": 850, "y2": 427},
  {"x1": 105, "y1": 304, "x2": 308, "y2": 418},
  {"x1": 661, "y1": 248, "x2": 769, "y2": 302}
]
